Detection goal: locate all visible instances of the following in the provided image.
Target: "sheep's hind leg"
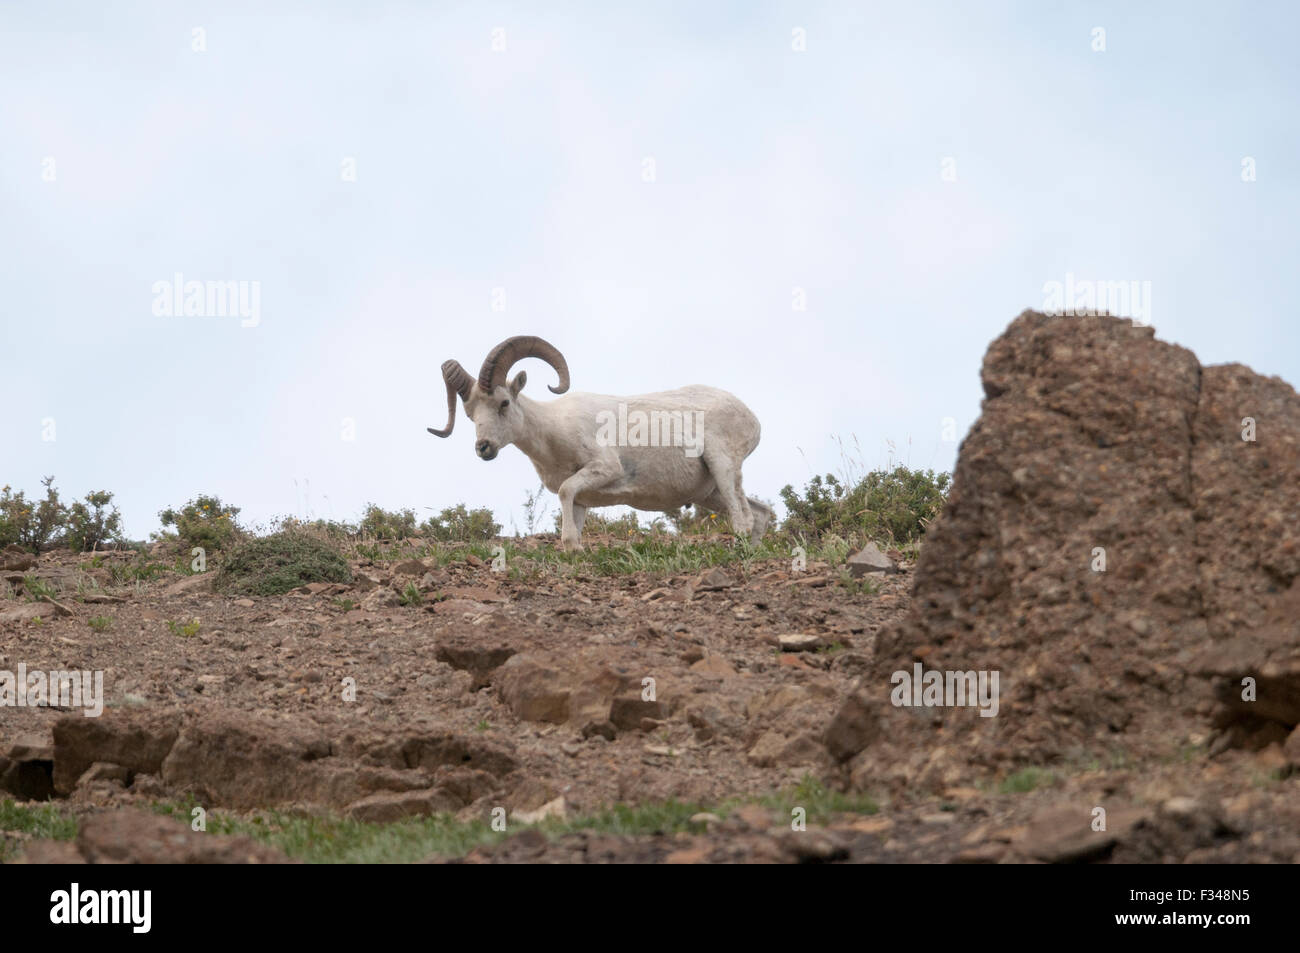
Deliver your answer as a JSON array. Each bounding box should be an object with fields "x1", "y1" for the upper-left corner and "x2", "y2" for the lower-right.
[
  {"x1": 746, "y1": 496, "x2": 773, "y2": 542},
  {"x1": 701, "y1": 453, "x2": 754, "y2": 542}
]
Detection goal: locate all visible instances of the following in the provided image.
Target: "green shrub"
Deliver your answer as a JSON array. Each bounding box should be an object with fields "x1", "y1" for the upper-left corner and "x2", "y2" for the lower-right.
[
  {"x1": 216, "y1": 530, "x2": 353, "y2": 596},
  {"x1": 281, "y1": 516, "x2": 357, "y2": 541},
  {"x1": 422, "y1": 504, "x2": 500, "y2": 542},
  {"x1": 166, "y1": 618, "x2": 201, "y2": 638},
  {"x1": 64, "y1": 490, "x2": 124, "y2": 552},
  {"x1": 0, "y1": 477, "x2": 66, "y2": 553},
  {"x1": 358, "y1": 504, "x2": 417, "y2": 540},
  {"x1": 398, "y1": 581, "x2": 422, "y2": 606},
  {"x1": 158, "y1": 494, "x2": 241, "y2": 552},
  {"x1": 779, "y1": 465, "x2": 950, "y2": 544}
]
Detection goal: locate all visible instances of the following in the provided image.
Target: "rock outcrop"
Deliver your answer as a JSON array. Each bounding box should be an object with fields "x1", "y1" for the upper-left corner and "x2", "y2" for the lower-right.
[{"x1": 834, "y1": 311, "x2": 1300, "y2": 788}]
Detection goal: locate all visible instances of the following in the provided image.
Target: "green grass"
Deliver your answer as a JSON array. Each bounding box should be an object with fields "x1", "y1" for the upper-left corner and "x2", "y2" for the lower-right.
[
  {"x1": 836, "y1": 570, "x2": 881, "y2": 595},
  {"x1": 334, "y1": 528, "x2": 886, "y2": 582},
  {"x1": 0, "y1": 799, "x2": 78, "y2": 861},
  {"x1": 152, "y1": 801, "x2": 505, "y2": 863},
  {"x1": 22, "y1": 576, "x2": 59, "y2": 601},
  {"x1": 998, "y1": 767, "x2": 1056, "y2": 794},
  {"x1": 166, "y1": 618, "x2": 201, "y2": 638},
  {"x1": 87, "y1": 615, "x2": 113, "y2": 632},
  {"x1": 1, "y1": 777, "x2": 881, "y2": 864},
  {"x1": 755, "y1": 774, "x2": 879, "y2": 824},
  {"x1": 108, "y1": 559, "x2": 173, "y2": 585},
  {"x1": 485, "y1": 535, "x2": 793, "y2": 577},
  {"x1": 398, "y1": 582, "x2": 422, "y2": 606}
]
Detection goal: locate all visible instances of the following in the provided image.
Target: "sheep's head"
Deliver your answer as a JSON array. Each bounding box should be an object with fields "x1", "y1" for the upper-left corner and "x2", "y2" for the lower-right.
[{"x1": 427, "y1": 336, "x2": 570, "y2": 461}]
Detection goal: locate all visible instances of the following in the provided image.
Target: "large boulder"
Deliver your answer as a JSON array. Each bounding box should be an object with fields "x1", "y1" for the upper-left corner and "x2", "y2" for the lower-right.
[{"x1": 843, "y1": 311, "x2": 1300, "y2": 786}]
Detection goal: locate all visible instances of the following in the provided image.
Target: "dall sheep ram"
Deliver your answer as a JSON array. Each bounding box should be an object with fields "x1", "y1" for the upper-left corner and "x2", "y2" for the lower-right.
[{"x1": 428, "y1": 336, "x2": 773, "y2": 550}]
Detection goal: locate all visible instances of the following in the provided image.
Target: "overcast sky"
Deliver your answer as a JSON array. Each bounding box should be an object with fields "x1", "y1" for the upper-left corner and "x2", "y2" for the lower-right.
[{"x1": 3, "y1": 1, "x2": 1297, "y2": 539}]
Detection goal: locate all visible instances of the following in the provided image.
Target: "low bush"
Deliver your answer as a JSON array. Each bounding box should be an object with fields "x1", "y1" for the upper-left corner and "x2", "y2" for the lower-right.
[
  {"x1": 216, "y1": 530, "x2": 352, "y2": 596},
  {"x1": 780, "y1": 465, "x2": 950, "y2": 544},
  {"x1": 64, "y1": 490, "x2": 125, "y2": 552},
  {"x1": 358, "y1": 504, "x2": 418, "y2": 541},
  {"x1": 422, "y1": 504, "x2": 500, "y2": 542},
  {"x1": 158, "y1": 494, "x2": 241, "y2": 552},
  {"x1": 0, "y1": 477, "x2": 66, "y2": 553}
]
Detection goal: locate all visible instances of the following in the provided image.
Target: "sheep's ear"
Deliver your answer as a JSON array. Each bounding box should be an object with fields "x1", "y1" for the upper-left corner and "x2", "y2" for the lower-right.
[{"x1": 509, "y1": 371, "x2": 527, "y2": 396}]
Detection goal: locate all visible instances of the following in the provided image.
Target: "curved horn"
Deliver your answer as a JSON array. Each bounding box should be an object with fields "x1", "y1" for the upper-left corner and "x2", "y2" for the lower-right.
[
  {"x1": 427, "y1": 359, "x2": 474, "y2": 438},
  {"x1": 478, "y1": 336, "x2": 570, "y2": 395}
]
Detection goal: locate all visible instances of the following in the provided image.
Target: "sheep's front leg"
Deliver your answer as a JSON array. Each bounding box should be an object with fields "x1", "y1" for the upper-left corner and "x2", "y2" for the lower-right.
[{"x1": 558, "y1": 458, "x2": 622, "y2": 551}]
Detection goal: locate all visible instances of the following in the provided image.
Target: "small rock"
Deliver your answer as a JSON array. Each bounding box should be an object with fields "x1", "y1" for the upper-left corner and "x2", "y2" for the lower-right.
[
  {"x1": 581, "y1": 721, "x2": 617, "y2": 741},
  {"x1": 777, "y1": 634, "x2": 823, "y2": 652},
  {"x1": 347, "y1": 789, "x2": 456, "y2": 823},
  {"x1": 609, "y1": 696, "x2": 665, "y2": 730},
  {"x1": 1015, "y1": 804, "x2": 1146, "y2": 863},
  {"x1": 1284, "y1": 725, "x2": 1300, "y2": 767},
  {"x1": 664, "y1": 846, "x2": 710, "y2": 864},
  {"x1": 689, "y1": 655, "x2": 736, "y2": 677},
  {"x1": 953, "y1": 844, "x2": 1007, "y2": 863},
  {"x1": 6, "y1": 734, "x2": 53, "y2": 762},
  {"x1": 80, "y1": 593, "x2": 126, "y2": 605},
  {"x1": 361, "y1": 587, "x2": 401, "y2": 610},
  {"x1": 76, "y1": 762, "x2": 131, "y2": 787},
  {"x1": 0, "y1": 604, "x2": 47, "y2": 623},
  {"x1": 695, "y1": 568, "x2": 734, "y2": 592},
  {"x1": 511, "y1": 796, "x2": 567, "y2": 824},
  {"x1": 847, "y1": 816, "x2": 893, "y2": 835},
  {"x1": 823, "y1": 686, "x2": 880, "y2": 762},
  {"x1": 791, "y1": 574, "x2": 831, "y2": 588},
  {"x1": 846, "y1": 542, "x2": 897, "y2": 577},
  {"x1": 163, "y1": 573, "x2": 213, "y2": 596},
  {"x1": 0, "y1": 545, "x2": 37, "y2": 572},
  {"x1": 732, "y1": 804, "x2": 773, "y2": 830}
]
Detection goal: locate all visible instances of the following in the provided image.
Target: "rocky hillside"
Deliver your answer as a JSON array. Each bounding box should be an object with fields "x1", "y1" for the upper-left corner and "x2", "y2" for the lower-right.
[{"x1": 3, "y1": 310, "x2": 1298, "y2": 864}]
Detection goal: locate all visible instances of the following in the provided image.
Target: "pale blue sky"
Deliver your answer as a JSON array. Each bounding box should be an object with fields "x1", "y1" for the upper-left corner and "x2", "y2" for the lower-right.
[{"x1": 2, "y1": 1, "x2": 1297, "y2": 538}]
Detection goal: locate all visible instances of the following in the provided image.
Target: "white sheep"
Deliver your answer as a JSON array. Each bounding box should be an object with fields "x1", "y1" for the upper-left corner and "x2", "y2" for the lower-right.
[{"x1": 428, "y1": 336, "x2": 772, "y2": 550}]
